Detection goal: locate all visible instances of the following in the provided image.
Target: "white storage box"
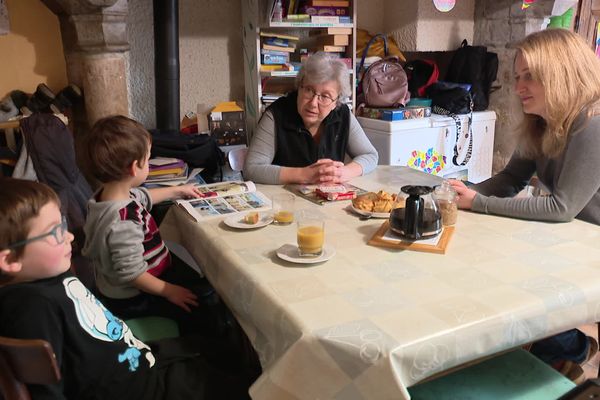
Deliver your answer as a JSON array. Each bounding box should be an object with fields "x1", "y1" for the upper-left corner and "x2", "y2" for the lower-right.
[{"x1": 358, "y1": 111, "x2": 496, "y2": 183}]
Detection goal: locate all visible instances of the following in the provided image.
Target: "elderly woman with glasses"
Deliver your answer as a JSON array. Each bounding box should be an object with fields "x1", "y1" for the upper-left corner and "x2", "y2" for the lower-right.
[{"x1": 244, "y1": 52, "x2": 378, "y2": 184}]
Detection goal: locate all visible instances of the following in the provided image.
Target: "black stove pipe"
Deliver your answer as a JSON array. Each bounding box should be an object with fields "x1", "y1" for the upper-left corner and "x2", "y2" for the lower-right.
[{"x1": 153, "y1": 0, "x2": 180, "y2": 134}]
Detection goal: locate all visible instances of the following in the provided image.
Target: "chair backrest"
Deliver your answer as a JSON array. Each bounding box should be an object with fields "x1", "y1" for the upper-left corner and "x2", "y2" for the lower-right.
[
  {"x1": 0, "y1": 336, "x2": 61, "y2": 400},
  {"x1": 228, "y1": 147, "x2": 248, "y2": 172}
]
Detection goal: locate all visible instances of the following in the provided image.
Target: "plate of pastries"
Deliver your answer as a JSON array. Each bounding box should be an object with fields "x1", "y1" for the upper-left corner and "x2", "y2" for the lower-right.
[{"x1": 351, "y1": 190, "x2": 405, "y2": 218}]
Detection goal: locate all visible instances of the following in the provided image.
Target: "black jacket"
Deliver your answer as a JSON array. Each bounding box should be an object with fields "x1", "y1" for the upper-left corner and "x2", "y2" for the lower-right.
[
  {"x1": 268, "y1": 91, "x2": 350, "y2": 167},
  {"x1": 20, "y1": 114, "x2": 92, "y2": 248}
]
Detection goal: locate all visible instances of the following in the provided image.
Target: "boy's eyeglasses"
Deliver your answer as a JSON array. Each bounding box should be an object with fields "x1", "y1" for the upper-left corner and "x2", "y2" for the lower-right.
[
  {"x1": 299, "y1": 85, "x2": 338, "y2": 106},
  {"x1": 7, "y1": 216, "x2": 68, "y2": 249}
]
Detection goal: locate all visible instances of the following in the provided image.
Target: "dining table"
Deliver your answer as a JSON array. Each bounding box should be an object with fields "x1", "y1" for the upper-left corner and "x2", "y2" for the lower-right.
[{"x1": 159, "y1": 166, "x2": 600, "y2": 400}]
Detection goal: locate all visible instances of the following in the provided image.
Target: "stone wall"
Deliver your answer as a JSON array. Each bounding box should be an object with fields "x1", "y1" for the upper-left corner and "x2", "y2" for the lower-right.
[
  {"x1": 473, "y1": 0, "x2": 554, "y2": 173},
  {"x1": 0, "y1": 0, "x2": 8, "y2": 35}
]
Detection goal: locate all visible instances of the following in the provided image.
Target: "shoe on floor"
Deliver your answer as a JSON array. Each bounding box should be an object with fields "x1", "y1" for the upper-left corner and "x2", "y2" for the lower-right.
[
  {"x1": 561, "y1": 360, "x2": 586, "y2": 385},
  {"x1": 584, "y1": 335, "x2": 599, "y2": 364}
]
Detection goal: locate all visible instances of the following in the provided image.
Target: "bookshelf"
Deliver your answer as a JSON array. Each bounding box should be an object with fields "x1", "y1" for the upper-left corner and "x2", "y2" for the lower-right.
[{"x1": 241, "y1": 0, "x2": 358, "y2": 143}]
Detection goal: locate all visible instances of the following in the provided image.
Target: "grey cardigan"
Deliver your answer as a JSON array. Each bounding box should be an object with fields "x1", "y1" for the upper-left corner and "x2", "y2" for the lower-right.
[{"x1": 472, "y1": 114, "x2": 600, "y2": 225}]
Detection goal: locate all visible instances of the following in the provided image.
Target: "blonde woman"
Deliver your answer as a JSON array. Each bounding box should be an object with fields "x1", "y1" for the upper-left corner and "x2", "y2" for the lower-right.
[
  {"x1": 244, "y1": 52, "x2": 378, "y2": 184},
  {"x1": 451, "y1": 29, "x2": 600, "y2": 224},
  {"x1": 451, "y1": 28, "x2": 600, "y2": 382}
]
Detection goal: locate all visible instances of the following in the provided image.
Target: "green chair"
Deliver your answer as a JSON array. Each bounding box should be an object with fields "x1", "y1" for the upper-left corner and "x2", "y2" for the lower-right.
[
  {"x1": 409, "y1": 349, "x2": 576, "y2": 400},
  {"x1": 125, "y1": 316, "x2": 179, "y2": 342}
]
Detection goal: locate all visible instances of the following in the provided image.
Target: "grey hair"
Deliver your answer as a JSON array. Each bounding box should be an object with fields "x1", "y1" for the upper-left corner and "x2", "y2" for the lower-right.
[{"x1": 295, "y1": 52, "x2": 351, "y2": 104}]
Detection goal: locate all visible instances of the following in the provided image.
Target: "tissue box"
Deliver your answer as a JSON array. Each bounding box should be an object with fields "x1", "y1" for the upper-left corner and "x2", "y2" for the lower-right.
[{"x1": 208, "y1": 102, "x2": 247, "y2": 146}]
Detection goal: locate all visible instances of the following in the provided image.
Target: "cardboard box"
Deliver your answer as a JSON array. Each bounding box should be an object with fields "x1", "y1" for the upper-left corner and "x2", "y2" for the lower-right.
[{"x1": 208, "y1": 102, "x2": 247, "y2": 146}]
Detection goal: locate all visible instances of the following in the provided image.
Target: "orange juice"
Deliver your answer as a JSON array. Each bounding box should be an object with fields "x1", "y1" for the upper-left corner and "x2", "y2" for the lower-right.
[
  {"x1": 274, "y1": 211, "x2": 294, "y2": 224},
  {"x1": 297, "y1": 225, "x2": 324, "y2": 256}
]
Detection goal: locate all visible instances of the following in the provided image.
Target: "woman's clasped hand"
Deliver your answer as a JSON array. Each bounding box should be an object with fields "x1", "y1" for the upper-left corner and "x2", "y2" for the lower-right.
[{"x1": 303, "y1": 159, "x2": 350, "y2": 184}]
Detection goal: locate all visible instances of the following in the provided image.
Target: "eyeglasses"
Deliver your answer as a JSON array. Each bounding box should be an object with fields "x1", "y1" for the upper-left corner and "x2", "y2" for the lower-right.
[
  {"x1": 7, "y1": 216, "x2": 69, "y2": 249},
  {"x1": 299, "y1": 85, "x2": 338, "y2": 106}
]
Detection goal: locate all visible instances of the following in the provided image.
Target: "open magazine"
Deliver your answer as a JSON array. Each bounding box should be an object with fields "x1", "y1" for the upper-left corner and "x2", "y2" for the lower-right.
[{"x1": 176, "y1": 181, "x2": 271, "y2": 221}]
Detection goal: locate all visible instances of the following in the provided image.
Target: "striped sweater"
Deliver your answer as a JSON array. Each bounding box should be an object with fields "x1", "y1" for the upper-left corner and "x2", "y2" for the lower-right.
[{"x1": 83, "y1": 187, "x2": 172, "y2": 299}]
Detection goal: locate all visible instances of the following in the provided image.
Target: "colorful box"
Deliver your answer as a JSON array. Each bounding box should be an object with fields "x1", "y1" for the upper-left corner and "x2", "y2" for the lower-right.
[
  {"x1": 359, "y1": 106, "x2": 432, "y2": 121},
  {"x1": 208, "y1": 102, "x2": 247, "y2": 146}
]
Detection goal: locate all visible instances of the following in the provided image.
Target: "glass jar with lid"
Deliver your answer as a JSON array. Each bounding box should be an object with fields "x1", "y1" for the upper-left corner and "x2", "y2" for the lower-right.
[{"x1": 433, "y1": 180, "x2": 458, "y2": 226}]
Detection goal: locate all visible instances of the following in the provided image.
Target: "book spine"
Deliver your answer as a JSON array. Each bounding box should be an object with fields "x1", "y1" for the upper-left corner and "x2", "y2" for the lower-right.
[
  {"x1": 309, "y1": 0, "x2": 350, "y2": 6},
  {"x1": 310, "y1": 15, "x2": 339, "y2": 23},
  {"x1": 264, "y1": 37, "x2": 294, "y2": 47},
  {"x1": 300, "y1": 5, "x2": 349, "y2": 16},
  {"x1": 261, "y1": 48, "x2": 289, "y2": 56},
  {"x1": 262, "y1": 53, "x2": 290, "y2": 64}
]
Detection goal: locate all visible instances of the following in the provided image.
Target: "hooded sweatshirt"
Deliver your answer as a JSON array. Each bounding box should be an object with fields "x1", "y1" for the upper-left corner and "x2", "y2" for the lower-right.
[{"x1": 82, "y1": 187, "x2": 171, "y2": 299}]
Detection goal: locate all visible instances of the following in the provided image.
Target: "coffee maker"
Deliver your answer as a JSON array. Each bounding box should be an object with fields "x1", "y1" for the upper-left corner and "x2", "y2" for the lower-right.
[{"x1": 389, "y1": 185, "x2": 442, "y2": 240}]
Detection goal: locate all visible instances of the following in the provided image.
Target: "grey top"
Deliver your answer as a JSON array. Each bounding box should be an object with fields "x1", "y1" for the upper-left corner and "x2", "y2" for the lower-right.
[
  {"x1": 82, "y1": 187, "x2": 169, "y2": 299},
  {"x1": 244, "y1": 108, "x2": 379, "y2": 184},
  {"x1": 472, "y1": 114, "x2": 600, "y2": 225}
]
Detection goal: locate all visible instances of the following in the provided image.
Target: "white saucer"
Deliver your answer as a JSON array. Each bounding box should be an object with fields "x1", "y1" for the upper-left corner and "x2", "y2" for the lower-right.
[
  {"x1": 224, "y1": 213, "x2": 274, "y2": 229},
  {"x1": 276, "y1": 243, "x2": 336, "y2": 264},
  {"x1": 350, "y1": 205, "x2": 390, "y2": 219}
]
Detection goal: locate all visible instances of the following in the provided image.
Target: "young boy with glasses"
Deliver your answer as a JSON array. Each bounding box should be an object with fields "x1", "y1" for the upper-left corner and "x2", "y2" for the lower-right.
[{"x1": 0, "y1": 178, "x2": 252, "y2": 398}]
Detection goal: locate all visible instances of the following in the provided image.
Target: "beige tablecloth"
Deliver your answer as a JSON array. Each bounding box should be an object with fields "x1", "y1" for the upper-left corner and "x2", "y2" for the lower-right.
[{"x1": 160, "y1": 166, "x2": 600, "y2": 400}]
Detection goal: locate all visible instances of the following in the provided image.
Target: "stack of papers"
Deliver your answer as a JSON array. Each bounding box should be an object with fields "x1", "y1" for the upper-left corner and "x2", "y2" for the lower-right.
[
  {"x1": 147, "y1": 158, "x2": 188, "y2": 183},
  {"x1": 144, "y1": 158, "x2": 206, "y2": 187}
]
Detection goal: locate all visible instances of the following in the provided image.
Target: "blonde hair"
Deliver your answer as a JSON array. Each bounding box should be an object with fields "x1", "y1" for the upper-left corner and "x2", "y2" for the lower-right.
[{"x1": 515, "y1": 29, "x2": 600, "y2": 158}]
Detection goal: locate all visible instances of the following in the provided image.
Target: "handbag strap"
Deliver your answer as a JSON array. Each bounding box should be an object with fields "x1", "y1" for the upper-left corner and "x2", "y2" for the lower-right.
[
  {"x1": 432, "y1": 106, "x2": 473, "y2": 166},
  {"x1": 357, "y1": 33, "x2": 388, "y2": 75}
]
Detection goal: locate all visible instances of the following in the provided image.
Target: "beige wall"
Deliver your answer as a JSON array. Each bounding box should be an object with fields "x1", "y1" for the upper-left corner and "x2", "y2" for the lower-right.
[
  {"x1": 127, "y1": 0, "x2": 475, "y2": 127},
  {"x1": 384, "y1": 0, "x2": 475, "y2": 51},
  {"x1": 128, "y1": 0, "x2": 244, "y2": 129},
  {"x1": 0, "y1": 0, "x2": 67, "y2": 98}
]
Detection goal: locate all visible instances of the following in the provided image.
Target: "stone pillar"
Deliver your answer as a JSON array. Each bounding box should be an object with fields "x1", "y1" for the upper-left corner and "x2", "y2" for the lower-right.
[
  {"x1": 41, "y1": 0, "x2": 129, "y2": 131},
  {"x1": 474, "y1": 0, "x2": 554, "y2": 173}
]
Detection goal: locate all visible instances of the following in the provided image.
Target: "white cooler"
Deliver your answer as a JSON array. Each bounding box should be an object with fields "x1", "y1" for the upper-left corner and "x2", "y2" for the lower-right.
[{"x1": 358, "y1": 111, "x2": 496, "y2": 183}]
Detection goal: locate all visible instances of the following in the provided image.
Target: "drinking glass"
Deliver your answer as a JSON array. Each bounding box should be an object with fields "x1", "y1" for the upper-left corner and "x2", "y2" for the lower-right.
[
  {"x1": 296, "y1": 214, "x2": 325, "y2": 257},
  {"x1": 272, "y1": 193, "x2": 295, "y2": 225}
]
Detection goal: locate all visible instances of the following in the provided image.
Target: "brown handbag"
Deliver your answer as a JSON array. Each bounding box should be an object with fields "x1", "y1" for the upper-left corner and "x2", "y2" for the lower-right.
[{"x1": 357, "y1": 34, "x2": 410, "y2": 108}]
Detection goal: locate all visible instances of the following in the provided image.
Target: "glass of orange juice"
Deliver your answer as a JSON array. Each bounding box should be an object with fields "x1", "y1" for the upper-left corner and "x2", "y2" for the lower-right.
[
  {"x1": 272, "y1": 193, "x2": 295, "y2": 225},
  {"x1": 297, "y1": 214, "x2": 325, "y2": 257}
]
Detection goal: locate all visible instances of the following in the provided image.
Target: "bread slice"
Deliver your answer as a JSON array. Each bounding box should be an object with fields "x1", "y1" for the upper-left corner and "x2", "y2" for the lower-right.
[{"x1": 244, "y1": 212, "x2": 259, "y2": 224}]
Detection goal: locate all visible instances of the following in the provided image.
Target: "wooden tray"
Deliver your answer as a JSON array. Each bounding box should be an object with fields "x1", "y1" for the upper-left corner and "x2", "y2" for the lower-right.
[{"x1": 368, "y1": 221, "x2": 454, "y2": 254}]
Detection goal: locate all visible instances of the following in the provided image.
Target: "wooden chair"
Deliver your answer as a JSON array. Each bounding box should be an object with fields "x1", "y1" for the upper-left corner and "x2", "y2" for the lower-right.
[{"x1": 0, "y1": 336, "x2": 61, "y2": 400}]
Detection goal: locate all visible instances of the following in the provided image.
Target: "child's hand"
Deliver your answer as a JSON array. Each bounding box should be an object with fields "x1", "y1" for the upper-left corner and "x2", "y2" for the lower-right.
[
  {"x1": 175, "y1": 184, "x2": 202, "y2": 199},
  {"x1": 164, "y1": 283, "x2": 199, "y2": 312}
]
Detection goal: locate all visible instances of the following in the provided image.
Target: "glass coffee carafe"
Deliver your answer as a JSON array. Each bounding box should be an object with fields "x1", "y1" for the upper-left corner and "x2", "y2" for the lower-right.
[{"x1": 389, "y1": 185, "x2": 442, "y2": 240}]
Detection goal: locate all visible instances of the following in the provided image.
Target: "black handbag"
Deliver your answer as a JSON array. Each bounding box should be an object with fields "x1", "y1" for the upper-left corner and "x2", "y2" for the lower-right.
[
  {"x1": 426, "y1": 81, "x2": 473, "y2": 115},
  {"x1": 426, "y1": 82, "x2": 473, "y2": 167},
  {"x1": 151, "y1": 132, "x2": 225, "y2": 183}
]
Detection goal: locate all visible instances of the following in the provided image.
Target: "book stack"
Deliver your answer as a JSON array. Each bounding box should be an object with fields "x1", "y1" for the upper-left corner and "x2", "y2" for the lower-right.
[
  {"x1": 146, "y1": 158, "x2": 188, "y2": 183},
  {"x1": 270, "y1": 0, "x2": 351, "y2": 24},
  {"x1": 301, "y1": 0, "x2": 350, "y2": 17},
  {"x1": 307, "y1": 26, "x2": 352, "y2": 59},
  {"x1": 260, "y1": 32, "x2": 301, "y2": 73},
  {"x1": 305, "y1": 0, "x2": 351, "y2": 24}
]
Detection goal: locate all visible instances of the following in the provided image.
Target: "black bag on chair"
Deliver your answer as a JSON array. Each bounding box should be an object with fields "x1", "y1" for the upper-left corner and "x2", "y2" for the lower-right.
[{"x1": 151, "y1": 132, "x2": 225, "y2": 183}]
